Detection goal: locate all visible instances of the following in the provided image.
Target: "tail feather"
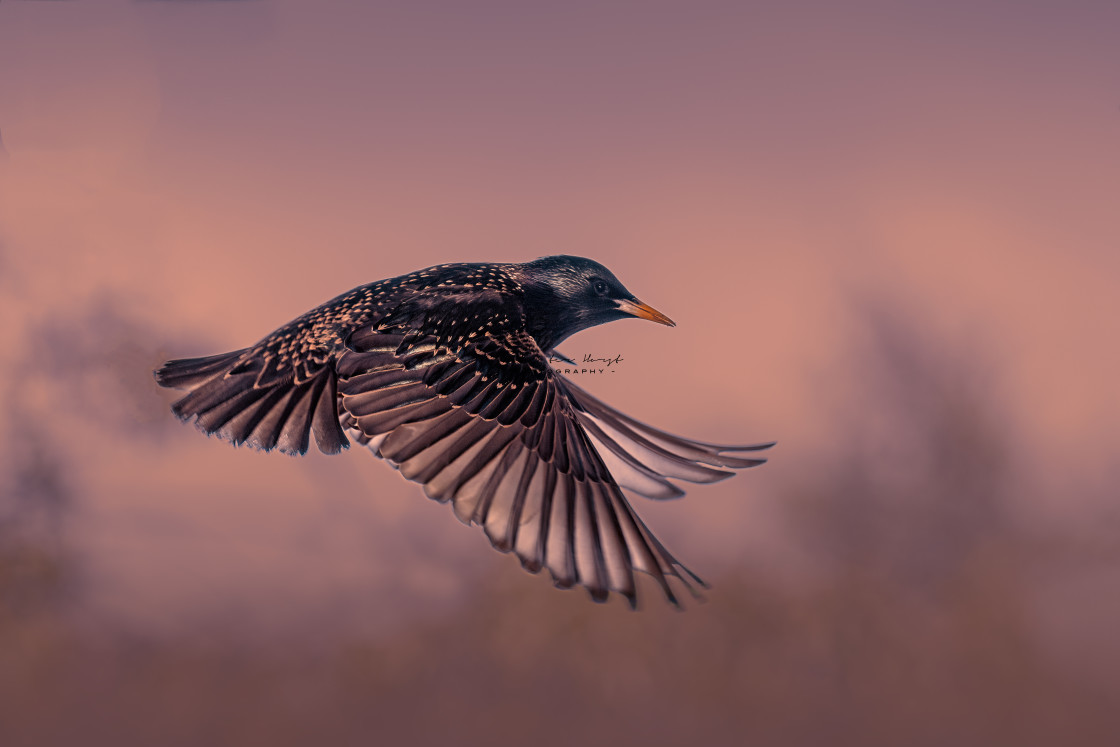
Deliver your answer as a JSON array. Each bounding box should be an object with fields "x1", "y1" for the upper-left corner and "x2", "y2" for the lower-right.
[{"x1": 154, "y1": 350, "x2": 349, "y2": 455}]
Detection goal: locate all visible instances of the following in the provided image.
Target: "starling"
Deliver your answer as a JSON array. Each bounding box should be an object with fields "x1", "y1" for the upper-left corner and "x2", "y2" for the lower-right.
[{"x1": 154, "y1": 256, "x2": 773, "y2": 607}]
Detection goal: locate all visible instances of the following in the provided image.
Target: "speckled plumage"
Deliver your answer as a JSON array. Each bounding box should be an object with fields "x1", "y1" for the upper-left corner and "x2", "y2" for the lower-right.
[
  {"x1": 240, "y1": 261, "x2": 527, "y2": 385},
  {"x1": 155, "y1": 256, "x2": 773, "y2": 608}
]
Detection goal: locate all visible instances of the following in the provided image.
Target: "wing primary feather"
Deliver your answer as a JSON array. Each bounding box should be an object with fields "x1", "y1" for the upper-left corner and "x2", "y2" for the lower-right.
[
  {"x1": 353, "y1": 398, "x2": 448, "y2": 436},
  {"x1": 591, "y1": 481, "x2": 636, "y2": 606},
  {"x1": 247, "y1": 387, "x2": 300, "y2": 451},
  {"x1": 381, "y1": 407, "x2": 473, "y2": 464},
  {"x1": 447, "y1": 374, "x2": 492, "y2": 406},
  {"x1": 193, "y1": 385, "x2": 270, "y2": 434},
  {"x1": 154, "y1": 349, "x2": 249, "y2": 389},
  {"x1": 536, "y1": 411, "x2": 556, "y2": 461},
  {"x1": 617, "y1": 490, "x2": 707, "y2": 596},
  {"x1": 171, "y1": 373, "x2": 255, "y2": 419},
  {"x1": 338, "y1": 365, "x2": 419, "y2": 392},
  {"x1": 515, "y1": 461, "x2": 556, "y2": 573},
  {"x1": 579, "y1": 416, "x2": 686, "y2": 499},
  {"x1": 581, "y1": 412, "x2": 736, "y2": 484},
  {"x1": 573, "y1": 479, "x2": 609, "y2": 603},
  {"x1": 445, "y1": 424, "x2": 522, "y2": 497},
  {"x1": 277, "y1": 380, "x2": 318, "y2": 454},
  {"x1": 342, "y1": 382, "x2": 432, "y2": 415},
  {"x1": 500, "y1": 449, "x2": 539, "y2": 552},
  {"x1": 409, "y1": 417, "x2": 493, "y2": 485},
  {"x1": 423, "y1": 422, "x2": 502, "y2": 502},
  {"x1": 518, "y1": 379, "x2": 549, "y2": 428},
  {"x1": 219, "y1": 387, "x2": 289, "y2": 445},
  {"x1": 567, "y1": 380, "x2": 774, "y2": 463},
  {"x1": 545, "y1": 473, "x2": 577, "y2": 589},
  {"x1": 476, "y1": 384, "x2": 519, "y2": 420},
  {"x1": 497, "y1": 381, "x2": 538, "y2": 426},
  {"x1": 472, "y1": 438, "x2": 525, "y2": 526},
  {"x1": 432, "y1": 362, "x2": 478, "y2": 395},
  {"x1": 311, "y1": 371, "x2": 349, "y2": 454},
  {"x1": 444, "y1": 371, "x2": 486, "y2": 404},
  {"x1": 607, "y1": 485, "x2": 684, "y2": 607},
  {"x1": 556, "y1": 414, "x2": 575, "y2": 474}
]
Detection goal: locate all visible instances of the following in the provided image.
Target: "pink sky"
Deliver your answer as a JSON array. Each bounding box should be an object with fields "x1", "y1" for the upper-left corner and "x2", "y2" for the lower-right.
[{"x1": 1, "y1": 2, "x2": 1118, "y2": 735}]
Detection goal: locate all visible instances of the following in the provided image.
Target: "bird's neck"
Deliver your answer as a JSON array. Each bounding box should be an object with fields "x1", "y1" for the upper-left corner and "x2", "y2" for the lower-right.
[{"x1": 521, "y1": 286, "x2": 582, "y2": 353}]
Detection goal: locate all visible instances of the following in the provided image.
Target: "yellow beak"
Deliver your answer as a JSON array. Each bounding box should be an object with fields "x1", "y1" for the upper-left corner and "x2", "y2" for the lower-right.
[{"x1": 616, "y1": 298, "x2": 676, "y2": 327}]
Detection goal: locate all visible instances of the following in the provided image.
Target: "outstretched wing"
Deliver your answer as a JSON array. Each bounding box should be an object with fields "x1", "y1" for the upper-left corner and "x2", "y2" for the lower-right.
[
  {"x1": 155, "y1": 347, "x2": 349, "y2": 455},
  {"x1": 336, "y1": 325, "x2": 769, "y2": 608},
  {"x1": 563, "y1": 379, "x2": 773, "y2": 500},
  {"x1": 155, "y1": 289, "x2": 773, "y2": 607}
]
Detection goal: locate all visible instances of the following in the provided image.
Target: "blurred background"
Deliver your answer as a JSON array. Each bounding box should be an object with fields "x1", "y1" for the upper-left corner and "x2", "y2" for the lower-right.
[{"x1": 1, "y1": 1, "x2": 1118, "y2": 745}]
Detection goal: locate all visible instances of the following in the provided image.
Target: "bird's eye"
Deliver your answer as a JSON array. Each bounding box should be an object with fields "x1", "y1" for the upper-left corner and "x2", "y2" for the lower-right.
[{"x1": 592, "y1": 279, "x2": 609, "y2": 296}]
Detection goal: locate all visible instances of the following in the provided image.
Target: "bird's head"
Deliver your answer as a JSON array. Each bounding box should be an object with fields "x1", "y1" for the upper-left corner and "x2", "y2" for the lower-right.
[{"x1": 513, "y1": 255, "x2": 674, "y2": 351}]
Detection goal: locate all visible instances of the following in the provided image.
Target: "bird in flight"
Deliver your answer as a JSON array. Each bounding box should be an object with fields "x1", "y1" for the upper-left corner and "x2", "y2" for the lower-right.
[{"x1": 155, "y1": 256, "x2": 772, "y2": 607}]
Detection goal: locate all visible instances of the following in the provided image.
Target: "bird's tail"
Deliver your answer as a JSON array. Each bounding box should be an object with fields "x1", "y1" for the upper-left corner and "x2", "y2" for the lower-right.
[{"x1": 154, "y1": 349, "x2": 349, "y2": 455}]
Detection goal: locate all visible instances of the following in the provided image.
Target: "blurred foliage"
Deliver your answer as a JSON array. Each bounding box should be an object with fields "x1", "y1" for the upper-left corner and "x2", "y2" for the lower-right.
[
  {"x1": 1, "y1": 301, "x2": 1118, "y2": 746},
  {"x1": 1, "y1": 552, "x2": 1116, "y2": 747}
]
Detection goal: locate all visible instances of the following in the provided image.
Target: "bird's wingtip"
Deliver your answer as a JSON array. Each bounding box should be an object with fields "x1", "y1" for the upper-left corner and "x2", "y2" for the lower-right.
[{"x1": 719, "y1": 440, "x2": 776, "y2": 453}]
